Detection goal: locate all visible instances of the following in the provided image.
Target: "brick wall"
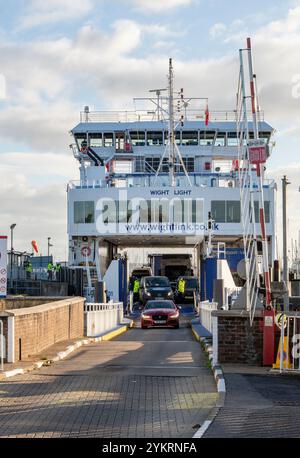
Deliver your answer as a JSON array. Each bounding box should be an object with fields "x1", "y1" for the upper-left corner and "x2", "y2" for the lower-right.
[
  {"x1": 6, "y1": 297, "x2": 84, "y2": 362},
  {"x1": 213, "y1": 310, "x2": 265, "y2": 365}
]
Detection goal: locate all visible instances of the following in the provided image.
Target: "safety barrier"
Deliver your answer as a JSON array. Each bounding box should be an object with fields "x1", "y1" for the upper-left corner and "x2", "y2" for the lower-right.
[
  {"x1": 279, "y1": 312, "x2": 300, "y2": 373},
  {"x1": 199, "y1": 301, "x2": 218, "y2": 334},
  {"x1": 84, "y1": 302, "x2": 124, "y2": 337}
]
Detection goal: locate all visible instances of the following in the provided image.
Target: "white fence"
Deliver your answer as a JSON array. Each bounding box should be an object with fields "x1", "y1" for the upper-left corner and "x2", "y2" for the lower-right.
[
  {"x1": 199, "y1": 301, "x2": 218, "y2": 334},
  {"x1": 279, "y1": 312, "x2": 300, "y2": 373},
  {"x1": 84, "y1": 302, "x2": 124, "y2": 337}
]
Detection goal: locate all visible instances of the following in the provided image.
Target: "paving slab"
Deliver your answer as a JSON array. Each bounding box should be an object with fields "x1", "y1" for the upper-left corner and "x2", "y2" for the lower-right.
[{"x1": 0, "y1": 318, "x2": 218, "y2": 438}]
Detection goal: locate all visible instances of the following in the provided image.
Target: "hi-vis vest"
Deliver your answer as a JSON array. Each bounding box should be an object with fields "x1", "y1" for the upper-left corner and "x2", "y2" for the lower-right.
[
  {"x1": 133, "y1": 280, "x2": 140, "y2": 293},
  {"x1": 178, "y1": 279, "x2": 185, "y2": 294}
]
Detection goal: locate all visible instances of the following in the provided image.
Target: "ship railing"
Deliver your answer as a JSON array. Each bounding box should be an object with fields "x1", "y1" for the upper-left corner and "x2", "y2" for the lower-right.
[
  {"x1": 67, "y1": 174, "x2": 275, "y2": 190},
  {"x1": 80, "y1": 110, "x2": 264, "y2": 123}
]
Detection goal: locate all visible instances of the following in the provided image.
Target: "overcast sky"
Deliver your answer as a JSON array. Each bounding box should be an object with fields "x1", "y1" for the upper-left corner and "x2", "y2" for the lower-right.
[{"x1": 0, "y1": 0, "x2": 300, "y2": 260}]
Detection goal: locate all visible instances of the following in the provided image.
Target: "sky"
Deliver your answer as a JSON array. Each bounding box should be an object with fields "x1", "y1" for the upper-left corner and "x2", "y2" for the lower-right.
[{"x1": 0, "y1": 0, "x2": 300, "y2": 261}]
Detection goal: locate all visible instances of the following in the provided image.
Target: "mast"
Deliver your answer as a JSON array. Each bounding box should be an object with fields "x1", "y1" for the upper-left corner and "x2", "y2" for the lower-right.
[{"x1": 154, "y1": 58, "x2": 192, "y2": 187}]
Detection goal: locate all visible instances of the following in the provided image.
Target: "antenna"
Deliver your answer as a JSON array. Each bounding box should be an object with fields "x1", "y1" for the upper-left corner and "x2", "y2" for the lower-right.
[
  {"x1": 149, "y1": 88, "x2": 167, "y2": 121},
  {"x1": 154, "y1": 59, "x2": 192, "y2": 187}
]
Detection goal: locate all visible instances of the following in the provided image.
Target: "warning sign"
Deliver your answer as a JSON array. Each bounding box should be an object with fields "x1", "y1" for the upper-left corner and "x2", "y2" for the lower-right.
[
  {"x1": 248, "y1": 141, "x2": 267, "y2": 164},
  {"x1": 0, "y1": 237, "x2": 7, "y2": 298}
]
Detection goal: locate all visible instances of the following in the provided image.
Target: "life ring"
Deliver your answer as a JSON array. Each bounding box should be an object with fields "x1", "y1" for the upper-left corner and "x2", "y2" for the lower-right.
[{"x1": 81, "y1": 246, "x2": 91, "y2": 257}]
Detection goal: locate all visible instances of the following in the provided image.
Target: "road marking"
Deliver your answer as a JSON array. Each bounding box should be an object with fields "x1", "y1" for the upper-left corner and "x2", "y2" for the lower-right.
[{"x1": 193, "y1": 420, "x2": 212, "y2": 438}]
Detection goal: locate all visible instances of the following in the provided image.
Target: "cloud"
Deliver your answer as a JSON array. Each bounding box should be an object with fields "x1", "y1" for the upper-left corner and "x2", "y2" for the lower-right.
[
  {"x1": 0, "y1": 153, "x2": 78, "y2": 260},
  {"x1": 17, "y1": 0, "x2": 95, "y2": 30},
  {"x1": 0, "y1": 74, "x2": 6, "y2": 99},
  {"x1": 209, "y1": 22, "x2": 227, "y2": 39},
  {"x1": 129, "y1": 0, "x2": 195, "y2": 13},
  {"x1": 2, "y1": 5, "x2": 300, "y2": 256},
  {"x1": 266, "y1": 163, "x2": 300, "y2": 258}
]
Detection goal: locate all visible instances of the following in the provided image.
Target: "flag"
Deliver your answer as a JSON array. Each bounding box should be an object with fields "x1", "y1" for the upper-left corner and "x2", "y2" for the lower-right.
[
  {"x1": 205, "y1": 104, "x2": 209, "y2": 126},
  {"x1": 31, "y1": 240, "x2": 39, "y2": 254}
]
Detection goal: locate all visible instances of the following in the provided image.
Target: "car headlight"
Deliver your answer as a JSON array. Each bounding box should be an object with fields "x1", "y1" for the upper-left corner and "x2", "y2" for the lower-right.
[
  {"x1": 145, "y1": 290, "x2": 151, "y2": 296},
  {"x1": 167, "y1": 291, "x2": 173, "y2": 296},
  {"x1": 141, "y1": 313, "x2": 151, "y2": 319},
  {"x1": 169, "y1": 312, "x2": 179, "y2": 319}
]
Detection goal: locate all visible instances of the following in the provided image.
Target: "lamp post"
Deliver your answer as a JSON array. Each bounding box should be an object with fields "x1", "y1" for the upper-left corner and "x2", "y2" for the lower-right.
[
  {"x1": 47, "y1": 237, "x2": 53, "y2": 258},
  {"x1": 10, "y1": 224, "x2": 16, "y2": 289},
  {"x1": 282, "y1": 176, "x2": 290, "y2": 311}
]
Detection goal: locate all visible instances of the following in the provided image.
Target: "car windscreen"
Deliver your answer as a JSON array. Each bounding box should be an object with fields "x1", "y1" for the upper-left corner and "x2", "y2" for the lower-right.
[
  {"x1": 185, "y1": 279, "x2": 198, "y2": 289},
  {"x1": 145, "y1": 277, "x2": 169, "y2": 287},
  {"x1": 145, "y1": 301, "x2": 176, "y2": 310}
]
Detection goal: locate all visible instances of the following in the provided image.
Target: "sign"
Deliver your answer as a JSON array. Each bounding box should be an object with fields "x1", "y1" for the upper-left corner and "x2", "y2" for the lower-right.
[
  {"x1": 275, "y1": 313, "x2": 287, "y2": 329},
  {"x1": 0, "y1": 236, "x2": 8, "y2": 298},
  {"x1": 264, "y1": 315, "x2": 273, "y2": 327},
  {"x1": 248, "y1": 141, "x2": 267, "y2": 164}
]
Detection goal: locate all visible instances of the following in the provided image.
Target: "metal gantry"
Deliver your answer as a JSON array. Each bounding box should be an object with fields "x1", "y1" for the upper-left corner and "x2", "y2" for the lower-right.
[{"x1": 237, "y1": 38, "x2": 272, "y2": 325}]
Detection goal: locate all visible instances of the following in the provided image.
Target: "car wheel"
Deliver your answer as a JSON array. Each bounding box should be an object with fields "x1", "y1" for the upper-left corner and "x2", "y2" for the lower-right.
[
  {"x1": 174, "y1": 324, "x2": 179, "y2": 329},
  {"x1": 141, "y1": 325, "x2": 148, "y2": 329}
]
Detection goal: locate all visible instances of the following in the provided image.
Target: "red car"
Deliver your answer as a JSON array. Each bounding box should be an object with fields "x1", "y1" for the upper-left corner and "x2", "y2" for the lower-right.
[{"x1": 141, "y1": 300, "x2": 180, "y2": 329}]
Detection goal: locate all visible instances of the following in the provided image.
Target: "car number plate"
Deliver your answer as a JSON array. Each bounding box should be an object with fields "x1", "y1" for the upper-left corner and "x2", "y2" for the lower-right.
[{"x1": 154, "y1": 320, "x2": 166, "y2": 324}]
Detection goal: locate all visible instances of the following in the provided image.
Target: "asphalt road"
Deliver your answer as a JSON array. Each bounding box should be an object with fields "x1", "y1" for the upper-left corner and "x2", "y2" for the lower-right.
[{"x1": 0, "y1": 318, "x2": 217, "y2": 438}]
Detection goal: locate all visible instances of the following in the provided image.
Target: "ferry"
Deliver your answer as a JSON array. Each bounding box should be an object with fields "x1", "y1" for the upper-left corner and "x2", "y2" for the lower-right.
[{"x1": 67, "y1": 53, "x2": 276, "y2": 306}]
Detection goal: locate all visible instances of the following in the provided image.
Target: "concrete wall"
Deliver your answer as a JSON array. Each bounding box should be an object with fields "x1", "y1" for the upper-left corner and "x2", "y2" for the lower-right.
[
  {"x1": 212, "y1": 310, "x2": 266, "y2": 365},
  {"x1": 2, "y1": 297, "x2": 84, "y2": 362}
]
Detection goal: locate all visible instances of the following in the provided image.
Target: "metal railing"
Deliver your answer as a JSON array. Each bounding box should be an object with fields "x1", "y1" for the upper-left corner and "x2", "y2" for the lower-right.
[
  {"x1": 84, "y1": 302, "x2": 124, "y2": 337},
  {"x1": 279, "y1": 312, "x2": 300, "y2": 373},
  {"x1": 80, "y1": 109, "x2": 264, "y2": 124},
  {"x1": 67, "y1": 173, "x2": 275, "y2": 191},
  {"x1": 199, "y1": 301, "x2": 218, "y2": 333}
]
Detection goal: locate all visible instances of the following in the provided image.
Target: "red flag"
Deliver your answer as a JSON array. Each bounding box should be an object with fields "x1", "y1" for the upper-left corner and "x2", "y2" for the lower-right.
[
  {"x1": 205, "y1": 104, "x2": 209, "y2": 126},
  {"x1": 31, "y1": 240, "x2": 39, "y2": 254}
]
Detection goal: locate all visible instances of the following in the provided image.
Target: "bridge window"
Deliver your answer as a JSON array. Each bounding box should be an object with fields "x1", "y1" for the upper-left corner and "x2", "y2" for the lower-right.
[
  {"x1": 145, "y1": 157, "x2": 169, "y2": 173},
  {"x1": 152, "y1": 200, "x2": 169, "y2": 223},
  {"x1": 74, "y1": 201, "x2": 94, "y2": 224},
  {"x1": 211, "y1": 201, "x2": 226, "y2": 222},
  {"x1": 101, "y1": 200, "x2": 117, "y2": 224},
  {"x1": 227, "y1": 132, "x2": 238, "y2": 146},
  {"x1": 139, "y1": 200, "x2": 151, "y2": 223},
  {"x1": 89, "y1": 133, "x2": 102, "y2": 147},
  {"x1": 200, "y1": 131, "x2": 215, "y2": 146},
  {"x1": 103, "y1": 132, "x2": 114, "y2": 147},
  {"x1": 215, "y1": 132, "x2": 226, "y2": 146},
  {"x1": 135, "y1": 156, "x2": 145, "y2": 172},
  {"x1": 226, "y1": 201, "x2": 241, "y2": 223},
  {"x1": 259, "y1": 132, "x2": 271, "y2": 144},
  {"x1": 182, "y1": 131, "x2": 198, "y2": 146},
  {"x1": 211, "y1": 200, "x2": 241, "y2": 223},
  {"x1": 130, "y1": 131, "x2": 146, "y2": 146},
  {"x1": 147, "y1": 131, "x2": 163, "y2": 146},
  {"x1": 173, "y1": 199, "x2": 183, "y2": 223},
  {"x1": 176, "y1": 157, "x2": 195, "y2": 173},
  {"x1": 192, "y1": 199, "x2": 204, "y2": 223},
  {"x1": 165, "y1": 131, "x2": 181, "y2": 145},
  {"x1": 74, "y1": 133, "x2": 87, "y2": 149}
]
